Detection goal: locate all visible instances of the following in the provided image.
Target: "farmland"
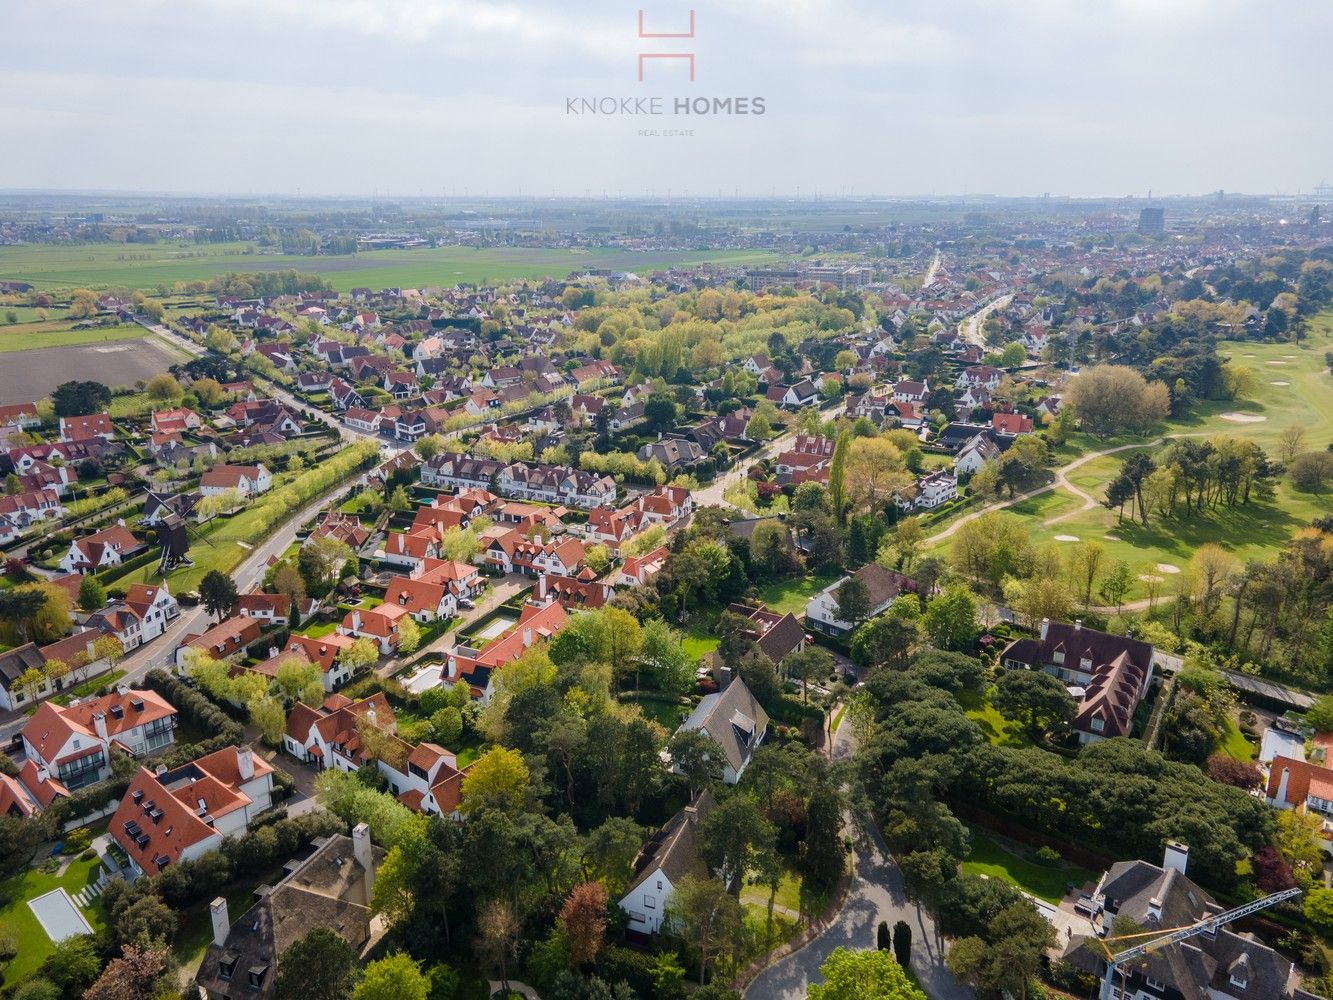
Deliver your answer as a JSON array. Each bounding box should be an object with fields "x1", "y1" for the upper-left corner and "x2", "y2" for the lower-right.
[
  {"x1": 0, "y1": 334, "x2": 183, "y2": 404},
  {"x1": 0, "y1": 242, "x2": 786, "y2": 293}
]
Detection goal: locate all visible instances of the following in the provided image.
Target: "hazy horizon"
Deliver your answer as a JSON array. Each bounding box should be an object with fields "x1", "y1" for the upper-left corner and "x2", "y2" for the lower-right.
[{"x1": 3, "y1": 1, "x2": 1331, "y2": 199}]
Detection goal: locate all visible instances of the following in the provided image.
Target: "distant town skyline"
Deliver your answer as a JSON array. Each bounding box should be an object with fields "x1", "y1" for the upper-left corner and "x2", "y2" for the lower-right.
[{"x1": 2, "y1": 0, "x2": 1330, "y2": 199}]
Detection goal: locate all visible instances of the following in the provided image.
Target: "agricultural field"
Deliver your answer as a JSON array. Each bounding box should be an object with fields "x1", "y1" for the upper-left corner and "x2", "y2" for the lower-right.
[
  {"x1": 0, "y1": 242, "x2": 785, "y2": 293},
  {"x1": 0, "y1": 333, "x2": 183, "y2": 405}
]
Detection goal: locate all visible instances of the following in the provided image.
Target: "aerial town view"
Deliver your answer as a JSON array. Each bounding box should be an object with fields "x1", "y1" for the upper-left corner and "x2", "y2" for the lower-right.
[{"x1": 0, "y1": 3, "x2": 1330, "y2": 1000}]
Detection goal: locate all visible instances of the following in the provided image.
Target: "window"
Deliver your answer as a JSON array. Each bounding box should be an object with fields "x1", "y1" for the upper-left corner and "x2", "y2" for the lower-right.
[
  {"x1": 643, "y1": 894, "x2": 656, "y2": 909},
  {"x1": 1090, "y1": 718, "x2": 1105, "y2": 733},
  {"x1": 219, "y1": 956, "x2": 237, "y2": 981},
  {"x1": 1229, "y1": 974, "x2": 1248, "y2": 989}
]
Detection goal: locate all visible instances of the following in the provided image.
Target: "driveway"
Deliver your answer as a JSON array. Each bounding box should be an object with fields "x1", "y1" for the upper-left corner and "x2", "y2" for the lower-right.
[{"x1": 744, "y1": 715, "x2": 973, "y2": 1000}]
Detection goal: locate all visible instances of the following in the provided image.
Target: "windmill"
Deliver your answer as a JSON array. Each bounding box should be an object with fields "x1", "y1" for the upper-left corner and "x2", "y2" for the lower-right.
[
  {"x1": 154, "y1": 510, "x2": 215, "y2": 576},
  {"x1": 1095, "y1": 887, "x2": 1302, "y2": 1000}
]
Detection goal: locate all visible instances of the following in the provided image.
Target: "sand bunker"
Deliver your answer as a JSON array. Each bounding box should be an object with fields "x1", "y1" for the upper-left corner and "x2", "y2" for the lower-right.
[
  {"x1": 1138, "y1": 574, "x2": 1164, "y2": 584},
  {"x1": 1220, "y1": 412, "x2": 1266, "y2": 423},
  {"x1": 1242, "y1": 353, "x2": 1255, "y2": 358},
  {"x1": 1271, "y1": 380, "x2": 1290, "y2": 386},
  {"x1": 1155, "y1": 563, "x2": 1181, "y2": 574},
  {"x1": 1103, "y1": 535, "x2": 1120, "y2": 541},
  {"x1": 1054, "y1": 534, "x2": 1079, "y2": 542},
  {"x1": 1266, "y1": 360, "x2": 1288, "y2": 365}
]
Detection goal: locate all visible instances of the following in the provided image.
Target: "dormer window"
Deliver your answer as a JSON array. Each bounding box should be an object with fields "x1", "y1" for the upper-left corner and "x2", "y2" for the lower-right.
[
  {"x1": 1090, "y1": 717, "x2": 1105, "y2": 733},
  {"x1": 1230, "y1": 973, "x2": 1248, "y2": 989},
  {"x1": 1052, "y1": 650, "x2": 1065, "y2": 665},
  {"x1": 219, "y1": 954, "x2": 238, "y2": 981}
]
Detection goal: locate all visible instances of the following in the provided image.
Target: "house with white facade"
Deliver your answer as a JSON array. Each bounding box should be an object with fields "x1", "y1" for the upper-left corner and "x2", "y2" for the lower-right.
[
  {"x1": 22, "y1": 685, "x2": 178, "y2": 789},
  {"x1": 805, "y1": 563, "x2": 920, "y2": 636},
  {"x1": 618, "y1": 792, "x2": 717, "y2": 936},
  {"x1": 109, "y1": 745, "x2": 274, "y2": 877}
]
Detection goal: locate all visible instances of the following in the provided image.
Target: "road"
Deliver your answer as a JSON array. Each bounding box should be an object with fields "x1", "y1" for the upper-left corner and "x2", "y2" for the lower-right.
[
  {"x1": 693, "y1": 427, "x2": 803, "y2": 509},
  {"x1": 922, "y1": 251, "x2": 941, "y2": 289},
  {"x1": 957, "y1": 293, "x2": 1013, "y2": 349},
  {"x1": 744, "y1": 715, "x2": 973, "y2": 1000}
]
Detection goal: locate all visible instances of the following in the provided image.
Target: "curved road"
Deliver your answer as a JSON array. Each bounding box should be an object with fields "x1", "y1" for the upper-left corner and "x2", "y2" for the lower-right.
[{"x1": 744, "y1": 722, "x2": 973, "y2": 1000}]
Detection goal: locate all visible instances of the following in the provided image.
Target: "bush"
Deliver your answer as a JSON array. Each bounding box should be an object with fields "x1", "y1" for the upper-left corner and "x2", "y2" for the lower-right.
[
  {"x1": 62, "y1": 828, "x2": 92, "y2": 854},
  {"x1": 596, "y1": 944, "x2": 658, "y2": 997},
  {"x1": 1036, "y1": 845, "x2": 1062, "y2": 865}
]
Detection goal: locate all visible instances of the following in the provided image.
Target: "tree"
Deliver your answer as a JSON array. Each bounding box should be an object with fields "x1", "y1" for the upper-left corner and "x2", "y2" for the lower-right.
[
  {"x1": 807, "y1": 947, "x2": 927, "y2": 1000},
  {"x1": 14, "y1": 667, "x2": 46, "y2": 704},
  {"x1": 784, "y1": 646, "x2": 834, "y2": 703},
  {"x1": 68, "y1": 289, "x2": 98, "y2": 319},
  {"x1": 415, "y1": 433, "x2": 449, "y2": 460},
  {"x1": 0, "y1": 588, "x2": 47, "y2": 643},
  {"x1": 430, "y1": 706, "x2": 463, "y2": 746},
  {"x1": 835, "y1": 577, "x2": 873, "y2": 627},
  {"x1": 1291, "y1": 451, "x2": 1333, "y2": 494},
  {"x1": 560, "y1": 882, "x2": 609, "y2": 967},
  {"x1": 851, "y1": 615, "x2": 920, "y2": 670},
  {"x1": 740, "y1": 407, "x2": 773, "y2": 442},
  {"x1": 1306, "y1": 694, "x2": 1333, "y2": 734},
  {"x1": 644, "y1": 392, "x2": 678, "y2": 433},
  {"x1": 844, "y1": 436, "x2": 913, "y2": 515},
  {"x1": 199, "y1": 569, "x2": 238, "y2": 622},
  {"x1": 460, "y1": 747, "x2": 529, "y2": 815},
  {"x1": 893, "y1": 921, "x2": 913, "y2": 969},
  {"x1": 1064, "y1": 365, "x2": 1170, "y2": 437},
  {"x1": 921, "y1": 585, "x2": 977, "y2": 651},
  {"x1": 699, "y1": 795, "x2": 775, "y2": 893},
  {"x1": 338, "y1": 637, "x2": 380, "y2": 677},
  {"x1": 668, "y1": 729, "x2": 723, "y2": 797},
  {"x1": 1279, "y1": 424, "x2": 1307, "y2": 464},
  {"x1": 894, "y1": 517, "x2": 924, "y2": 569},
  {"x1": 77, "y1": 574, "x2": 107, "y2": 611},
  {"x1": 638, "y1": 617, "x2": 693, "y2": 694},
  {"x1": 353, "y1": 952, "x2": 430, "y2": 1000},
  {"x1": 397, "y1": 614, "x2": 422, "y2": 654},
  {"x1": 585, "y1": 543, "x2": 612, "y2": 576},
  {"x1": 83, "y1": 944, "x2": 168, "y2": 1000},
  {"x1": 274, "y1": 656, "x2": 324, "y2": 706},
  {"x1": 248, "y1": 696, "x2": 288, "y2": 746},
  {"x1": 276, "y1": 928, "x2": 357, "y2": 1000},
  {"x1": 37, "y1": 935, "x2": 101, "y2": 997},
  {"x1": 1099, "y1": 559, "x2": 1133, "y2": 613},
  {"x1": 992, "y1": 669, "x2": 1077, "y2": 739},
  {"x1": 476, "y1": 899, "x2": 521, "y2": 993},
  {"x1": 145, "y1": 373, "x2": 181, "y2": 400},
  {"x1": 1066, "y1": 540, "x2": 1104, "y2": 609},
  {"x1": 666, "y1": 875, "x2": 745, "y2": 985},
  {"x1": 1305, "y1": 888, "x2": 1333, "y2": 932}
]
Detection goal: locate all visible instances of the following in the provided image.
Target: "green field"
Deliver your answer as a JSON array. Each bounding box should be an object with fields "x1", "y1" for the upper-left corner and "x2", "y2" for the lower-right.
[
  {"x1": 0, "y1": 854, "x2": 105, "y2": 985},
  {"x1": 961, "y1": 829, "x2": 1097, "y2": 902},
  {"x1": 0, "y1": 242, "x2": 785, "y2": 293},
  {"x1": 0, "y1": 321, "x2": 146, "y2": 354}
]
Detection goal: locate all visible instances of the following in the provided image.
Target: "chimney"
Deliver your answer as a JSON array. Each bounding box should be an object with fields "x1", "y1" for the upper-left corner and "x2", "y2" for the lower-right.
[
  {"x1": 1146, "y1": 896, "x2": 1162, "y2": 923},
  {"x1": 352, "y1": 822, "x2": 376, "y2": 897},
  {"x1": 116, "y1": 682, "x2": 129, "y2": 697},
  {"x1": 237, "y1": 746, "x2": 254, "y2": 781},
  {"x1": 523, "y1": 628, "x2": 532, "y2": 647},
  {"x1": 36, "y1": 766, "x2": 49, "y2": 784},
  {"x1": 351, "y1": 611, "x2": 361, "y2": 631},
  {"x1": 85, "y1": 640, "x2": 96, "y2": 660},
  {"x1": 684, "y1": 804, "x2": 699, "y2": 825},
  {"x1": 1164, "y1": 840, "x2": 1189, "y2": 876},
  {"x1": 1039, "y1": 618, "x2": 1050, "y2": 640},
  {"x1": 91, "y1": 712, "x2": 108, "y2": 741},
  {"x1": 210, "y1": 897, "x2": 230, "y2": 948},
  {"x1": 1074, "y1": 619, "x2": 1082, "y2": 632}
]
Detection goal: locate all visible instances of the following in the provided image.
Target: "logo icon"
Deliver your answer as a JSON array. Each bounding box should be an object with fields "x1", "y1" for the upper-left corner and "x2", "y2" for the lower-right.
[{"x1": 637, "y1": 9, "x2": 696, "y2": 83}]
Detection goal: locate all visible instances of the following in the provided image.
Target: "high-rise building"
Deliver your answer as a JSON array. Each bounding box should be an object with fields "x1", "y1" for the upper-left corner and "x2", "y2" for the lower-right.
[{"x1": 1138, "y1": 206, "x2": 1165, "y2": 234}]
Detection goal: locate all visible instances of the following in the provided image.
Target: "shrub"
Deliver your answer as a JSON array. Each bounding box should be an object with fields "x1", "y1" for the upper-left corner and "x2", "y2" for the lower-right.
[
  {"x1": 63, "y1": 828, "x2": 92, "y2": 854},
  {"x1": 1035, "y1": 845, "x2": 1062, "y2": 865}
]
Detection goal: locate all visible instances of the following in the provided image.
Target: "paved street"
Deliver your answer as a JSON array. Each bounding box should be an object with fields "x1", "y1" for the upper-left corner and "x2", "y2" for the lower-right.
[{"x1": 744, "y1": 716, "x2": 973, "y2": 1000}]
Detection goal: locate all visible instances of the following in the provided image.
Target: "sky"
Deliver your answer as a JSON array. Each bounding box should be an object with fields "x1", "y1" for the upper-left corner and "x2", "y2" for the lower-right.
[{"x1": 2, "y1": 0, "x2": 1330, "y2": 199}]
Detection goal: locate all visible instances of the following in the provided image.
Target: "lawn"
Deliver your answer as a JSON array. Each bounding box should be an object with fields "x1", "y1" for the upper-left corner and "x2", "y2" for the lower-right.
[
  {"x1": 0, "y1": 242, "x2": 785, "y2": 293},
  {"x1": 0, "y1": 854, "x2": 106, "y2": 985},
  {"x1": 0, "y1": 321, "x2": 146, "y2": 353},
  {"x1": 622, "y1": 693, "x2": 689, "y2": 729},
  {"x1": 956, "y1": 687, "x2": 1033, "y2": 749},
  {"x1": 741, "y1": 868, "x2": 804, "y2": 915},
  {"x1": 755, "y1": 570, "x2": 841, "y2": 615},
  {"x1": 1220, "y1": 715, "x2": 1256, "y2": 762},
  {"x1": 681, "y1": 620, "x2": 719, "y2": 662},
  {"x1": 961, "y1": 829, "x2": 1097, "y2": 903}
]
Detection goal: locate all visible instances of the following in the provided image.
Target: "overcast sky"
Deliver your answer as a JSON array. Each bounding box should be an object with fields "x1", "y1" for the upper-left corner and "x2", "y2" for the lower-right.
[{"x1": 2, "y1": 0, "x2": 1329, "y2": 199}]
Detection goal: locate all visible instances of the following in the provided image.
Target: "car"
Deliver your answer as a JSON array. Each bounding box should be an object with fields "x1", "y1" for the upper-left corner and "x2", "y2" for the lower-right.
[{"x1": 459, "y1": 598, "x2": 476, "y2": 610}]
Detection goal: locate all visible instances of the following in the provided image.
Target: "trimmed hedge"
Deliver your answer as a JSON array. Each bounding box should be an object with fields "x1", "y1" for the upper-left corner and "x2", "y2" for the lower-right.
[{"x1": 142, "y1": 668, "x2": 247, "y2": 737}]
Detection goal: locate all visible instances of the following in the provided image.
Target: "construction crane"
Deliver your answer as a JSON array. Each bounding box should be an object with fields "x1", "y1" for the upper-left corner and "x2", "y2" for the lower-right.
[{"x1": 1097, "y1": 887, "x2": 1302, "y2": 1000}]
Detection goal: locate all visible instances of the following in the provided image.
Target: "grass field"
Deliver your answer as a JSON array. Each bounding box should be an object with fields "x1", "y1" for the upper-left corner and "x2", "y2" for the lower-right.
[
  {"x1": 0, "y1": 242, "x2": 785, "y2": 293},
  {"x1": 1220, "y1": 716, "x2": 1257, "y2": 762},
  {"x1": 0, "y1": 855, "x2": 105, "y2": 985},
  {"x1": 962, "y1": 829, "x2": 1097, "y2": 902},
  {"x1": 0, "y1": 321, "x2": 146, "y2": 353}
]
